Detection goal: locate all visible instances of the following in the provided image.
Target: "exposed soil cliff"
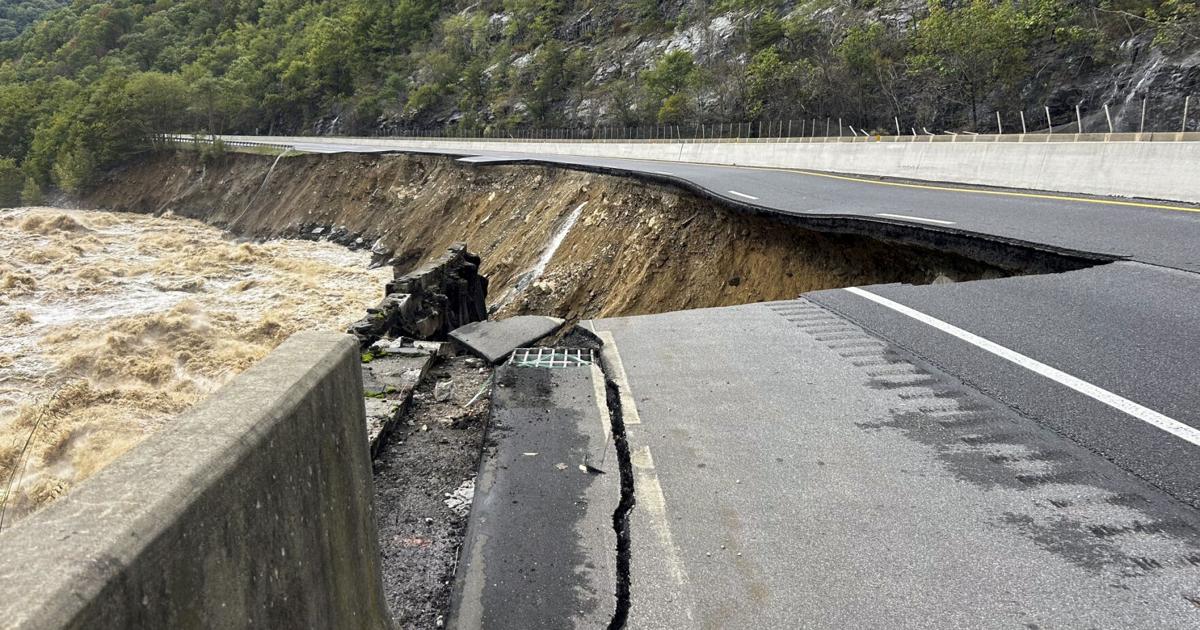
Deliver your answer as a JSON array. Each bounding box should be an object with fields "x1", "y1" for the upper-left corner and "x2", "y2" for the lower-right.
[{"x1": 86, "y1": 150, "x2": 1013, "y2": 322}]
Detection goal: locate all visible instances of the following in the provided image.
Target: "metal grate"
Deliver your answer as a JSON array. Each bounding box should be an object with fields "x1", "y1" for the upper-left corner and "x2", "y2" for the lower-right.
[{"x1": 509, "y1": 348, "x2": 595, "y2": 368}]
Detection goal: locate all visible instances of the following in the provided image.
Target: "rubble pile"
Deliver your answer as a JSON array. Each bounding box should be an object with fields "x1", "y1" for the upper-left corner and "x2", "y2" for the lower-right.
[{"x1": 350, "y1": 243, "x2": 488, "y2": 346}]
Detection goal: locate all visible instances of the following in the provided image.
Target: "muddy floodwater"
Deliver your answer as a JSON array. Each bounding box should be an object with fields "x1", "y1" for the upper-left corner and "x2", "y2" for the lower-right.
[{"x1": 0, "y1": 207, "x2": 388, "y2": 527}]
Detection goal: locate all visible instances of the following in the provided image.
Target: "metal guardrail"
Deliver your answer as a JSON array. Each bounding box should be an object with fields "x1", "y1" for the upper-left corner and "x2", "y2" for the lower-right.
[{"x1": 160, "y1": 135, "x2": 295, "y2": 152}]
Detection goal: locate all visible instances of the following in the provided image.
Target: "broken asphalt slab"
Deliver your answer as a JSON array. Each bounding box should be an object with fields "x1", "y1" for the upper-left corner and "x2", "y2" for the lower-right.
[
  {"x1": 450, "y1": 316, "x2": 566, "y2": 364},
  {"x1": 447, "y1": 360, "x2": 619, "y2": 630}
]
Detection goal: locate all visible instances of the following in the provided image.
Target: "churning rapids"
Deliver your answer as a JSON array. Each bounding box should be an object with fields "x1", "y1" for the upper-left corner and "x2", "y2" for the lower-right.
[{"x1": 0, "y1": 207, "x2": 388, "y2": 527}]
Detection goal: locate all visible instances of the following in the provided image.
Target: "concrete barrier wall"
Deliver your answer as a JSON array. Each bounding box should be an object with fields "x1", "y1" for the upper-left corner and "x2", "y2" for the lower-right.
[
  {"x1": 224, "y1": 134, "x2": 1200, "y2": 204},
  {"x1": 0, "y1": 333, "x2": 392, "y2": 630}
]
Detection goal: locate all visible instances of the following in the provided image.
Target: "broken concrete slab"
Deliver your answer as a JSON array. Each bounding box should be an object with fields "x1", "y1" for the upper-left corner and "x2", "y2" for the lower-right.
[
  {"x1": 449, "y1": 316, "x2": 566, "y2": 364},
  {"x1": 362, "y1": 353, "x2": 435, "y2": 456},
  {"x1": 447, "y1": 360, "x2": 619, "y2": 630}
]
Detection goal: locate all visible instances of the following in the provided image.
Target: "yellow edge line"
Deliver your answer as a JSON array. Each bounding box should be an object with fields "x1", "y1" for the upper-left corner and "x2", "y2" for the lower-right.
[{"x1": 749, "y1": 166, "x2": 1200, "y2": 214}]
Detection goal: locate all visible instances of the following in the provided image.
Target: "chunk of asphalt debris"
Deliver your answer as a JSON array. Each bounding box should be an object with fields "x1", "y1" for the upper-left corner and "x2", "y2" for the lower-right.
[
  {"x1": 434, "y1": 379, "x2": 455, "y2": 402},
  {"x1": 449, "y1": 316, "x2": 566, "y2": 364}
]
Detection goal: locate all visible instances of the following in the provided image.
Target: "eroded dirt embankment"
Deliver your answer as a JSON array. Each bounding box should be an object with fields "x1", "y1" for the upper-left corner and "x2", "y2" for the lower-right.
[{"x1": 87, "y1": 151, "x2": 1017, "y2": 321}]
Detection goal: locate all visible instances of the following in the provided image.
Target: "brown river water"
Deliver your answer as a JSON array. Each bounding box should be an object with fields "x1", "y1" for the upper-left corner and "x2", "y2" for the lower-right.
[{"x1": 0, "y1": 207, "x2": 388, "y2": 527}]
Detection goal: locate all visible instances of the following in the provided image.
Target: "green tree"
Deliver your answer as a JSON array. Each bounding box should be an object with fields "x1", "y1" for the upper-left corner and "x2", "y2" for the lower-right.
[
  {"x1": 908, "y1": 0, "x2": 1030, "y2": 130},
  {"x1": 745, "y1": 47, "x2": 818, "y2": 121},
  {"x1": 0, "y1": 158, "x2": 22, "y2": 207},
  {"x1": 20, "y1": 177, "x2": 43, "y2": 205},
  {"x1": 122, "y1": 72, "x2": 190, "y2": 139},
  {"x1": 642, "y1": 50, "x2": 699, "y2": 123},
  {"x1": 837, "y1": 22, "x2": 904, "y2": 125}
]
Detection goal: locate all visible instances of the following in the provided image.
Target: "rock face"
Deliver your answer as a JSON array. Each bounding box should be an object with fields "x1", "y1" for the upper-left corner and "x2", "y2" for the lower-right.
[{"x1": 350, "y1": 243, "x2": 488, "y2": 346}]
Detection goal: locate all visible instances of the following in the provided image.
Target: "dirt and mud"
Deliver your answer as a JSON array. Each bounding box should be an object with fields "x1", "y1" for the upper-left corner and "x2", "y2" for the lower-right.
[
  {"x1": 0, "y1": 207, "x2": 388, "y2": 527},
  {"x1": 372, "y1": 354, "x2": 492, "y2": 628},
  {"x1": 87, "y1": 151, "x2": 1022, "y2": 324}
]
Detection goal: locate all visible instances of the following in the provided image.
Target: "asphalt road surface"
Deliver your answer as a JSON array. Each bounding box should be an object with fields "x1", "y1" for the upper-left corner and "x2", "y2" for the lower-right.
[{"x1": 227, "y1": 136, "x2": 1200, "y2": 627}]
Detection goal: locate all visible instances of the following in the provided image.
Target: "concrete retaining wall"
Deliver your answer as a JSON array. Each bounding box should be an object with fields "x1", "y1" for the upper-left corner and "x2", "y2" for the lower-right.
[
  {"x1": 0, "y1": 332, "x2": 392, "y2": 630},
  {"x1": 224, "y1": 134, "x2": 1200, "y2": 204}
]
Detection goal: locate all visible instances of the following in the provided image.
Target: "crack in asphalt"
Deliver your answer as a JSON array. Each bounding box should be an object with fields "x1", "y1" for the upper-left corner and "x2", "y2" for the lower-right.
[{"x1": 600, "y1": 366, "x2": 635, "y2": 629}]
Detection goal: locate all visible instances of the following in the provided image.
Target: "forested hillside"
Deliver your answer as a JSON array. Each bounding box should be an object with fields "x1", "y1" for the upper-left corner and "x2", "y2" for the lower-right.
[
  {"x1": 0, "y1": 0, "x2": 1197, "y2": 201},
  {"x1": 0, "y1": 0, "x2": 66, "y2": 40}
]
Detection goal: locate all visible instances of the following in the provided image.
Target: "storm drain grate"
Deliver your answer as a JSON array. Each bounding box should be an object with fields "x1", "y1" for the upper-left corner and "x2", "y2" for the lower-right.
[{"x1": 509, "y1": 348, "x2": 595, "y2": 368}]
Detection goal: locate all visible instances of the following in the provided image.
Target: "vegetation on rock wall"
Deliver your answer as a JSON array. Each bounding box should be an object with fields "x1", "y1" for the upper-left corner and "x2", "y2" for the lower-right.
[{"x1": 0, "y1": 0, "x2": 1197, "y2": 196}]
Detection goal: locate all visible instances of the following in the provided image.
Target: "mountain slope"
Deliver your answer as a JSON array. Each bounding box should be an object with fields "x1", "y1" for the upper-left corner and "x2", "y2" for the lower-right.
[
  {"x1": 0, "y1": 0, "x2": 66, "y2": 41},
  {"x1": 0, "y1": 0, "x2": 1196, "y2": 200}
]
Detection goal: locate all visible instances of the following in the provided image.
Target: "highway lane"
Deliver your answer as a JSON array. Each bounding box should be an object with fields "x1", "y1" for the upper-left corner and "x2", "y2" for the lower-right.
[
  {"x1": 592, "y1": 304, "x2": 1200, "y2": 628},
  {"x1": 810, "y1": 262, "x2": 1200, "y2": 509},
  {"x1": 240, "y1": 136, "x2": 1200, "y2": 272}
]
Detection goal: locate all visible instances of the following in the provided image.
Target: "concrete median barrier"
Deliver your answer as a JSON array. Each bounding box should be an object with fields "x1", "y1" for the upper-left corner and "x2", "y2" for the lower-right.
[{"x1": 0, "y1": 332, "x2": 392, "y2": 630}]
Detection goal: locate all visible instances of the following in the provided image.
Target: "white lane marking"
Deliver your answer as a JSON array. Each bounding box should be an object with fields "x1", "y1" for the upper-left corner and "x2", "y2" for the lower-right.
[
  {"x1": 632, "y1": 446, "x2": 693, "y2": 603},
  {"x1": 874, "y1": 213, "x2": 957, "y2": 225},
  {"x1": 727, "y1": 190, "x2": 759, "y2": 201},
  {"x1": 597, "y1": 331, "x2": 642, "y2": 425},
  {"x1": 589, "y1": 363, "x2": 612, "y2": 469},
  {"x1": 845, "y1": 287, "x2": 1200, "y2": 448}
]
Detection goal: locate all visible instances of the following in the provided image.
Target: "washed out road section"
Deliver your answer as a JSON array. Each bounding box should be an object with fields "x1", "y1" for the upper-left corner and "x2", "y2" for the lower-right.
[{"x1": 219, "y1": 136, "x2": 1200, "y2": 272}]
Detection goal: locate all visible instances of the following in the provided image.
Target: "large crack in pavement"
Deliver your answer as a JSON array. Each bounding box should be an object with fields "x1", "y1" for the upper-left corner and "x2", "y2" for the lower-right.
[{"x1": 601, "y1": 368, "x2": 636, "y2": 629}]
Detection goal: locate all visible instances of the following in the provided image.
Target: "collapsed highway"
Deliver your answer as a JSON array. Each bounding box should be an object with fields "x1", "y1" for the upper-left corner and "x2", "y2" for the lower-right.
[{"x1": 72, "y1": 138, "x2": 1200, "y2": 627}]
